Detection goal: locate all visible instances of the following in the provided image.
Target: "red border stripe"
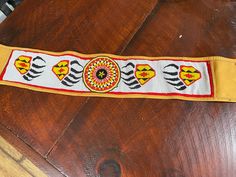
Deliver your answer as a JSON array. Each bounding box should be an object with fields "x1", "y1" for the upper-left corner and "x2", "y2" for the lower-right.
[{"x1": 0, "y1": 49, "x2": 214, "y2": 98}]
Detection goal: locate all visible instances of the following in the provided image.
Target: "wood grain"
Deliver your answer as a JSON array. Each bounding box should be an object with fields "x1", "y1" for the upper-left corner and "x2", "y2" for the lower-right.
[
  {"x1": 0, "y1": 86, "x2": 87, "y2": 156},
  {"x1": 0, "y1": 135, "x2": 48, "y2": 177},
  {"x1": 0, "y1": 123, "x2": 64, "y2": 177},
  {"x1": 0, "y1": 0, "x2": 158, "y2": 156},
  {"x1": 48, "y1": 99, "x2": 236, "y2": 177},
  {"x1": 124, "y1": 0, "x2": 236, "y2": 58},
  {"x1": 0, "y1": 0, "x2": 158, "y2": 54},
  {"x1": 0, "y1": 148, "x2": 32, "y2": 177},
  {"x1": 0, "y1": 0, "x2": 235, "y2": 176},
  {"x1": 48, "y1": 1, "x2": 236, "y2": 177}
]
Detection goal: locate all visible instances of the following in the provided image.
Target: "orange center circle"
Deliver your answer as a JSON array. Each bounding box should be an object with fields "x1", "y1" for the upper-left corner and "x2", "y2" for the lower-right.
[{"x1": 83, "y1": 57, "x2": 121, "y2": 93}]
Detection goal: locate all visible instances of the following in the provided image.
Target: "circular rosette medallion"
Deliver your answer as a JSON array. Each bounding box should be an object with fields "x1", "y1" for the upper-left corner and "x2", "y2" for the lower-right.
[{"x1": 83, "y1": 57, "x2": 120, "y2": 93}]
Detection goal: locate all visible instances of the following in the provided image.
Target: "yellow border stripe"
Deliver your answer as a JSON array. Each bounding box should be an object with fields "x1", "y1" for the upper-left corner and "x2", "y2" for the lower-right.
[{"x1": 0, "y1": 44, "x2": 235, "y2": 102}]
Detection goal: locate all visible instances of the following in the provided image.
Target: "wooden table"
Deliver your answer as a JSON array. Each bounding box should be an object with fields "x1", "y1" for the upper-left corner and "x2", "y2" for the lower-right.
[{"x1": 0, "y1": 0, "x2": 235, "y2": 176}]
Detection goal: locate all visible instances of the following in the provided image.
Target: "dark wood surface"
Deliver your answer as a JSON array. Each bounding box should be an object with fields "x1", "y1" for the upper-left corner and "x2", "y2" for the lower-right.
[
  {"x1": 0, "y1": 0, "x2": 158, "y2": 156},
  {"x1": 0, "y1": 0, "x2": 235, "y2": 177}
]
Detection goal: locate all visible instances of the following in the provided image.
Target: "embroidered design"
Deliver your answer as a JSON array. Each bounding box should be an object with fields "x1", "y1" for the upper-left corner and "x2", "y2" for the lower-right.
[
  {"x1": 135, "y1": 64, "x2": 156, "y2": 85},
  {"x1": 121, "y1": 63, "x2": 155, "y2": 89},
  {"x1": 83, "y1": 57, "x2": 120, "y2": 93},
  {"x1": 14, "y1": 56, "x2": 46, "y2": 81},
  {"x1": 52, "y1": 60, "x2": 83, "y2": 87},
  {"x1": 121, "y1": 62, "x2": 141, "y2": 89},
  {"x1": 6, "y1": 49, "x2": 214, "y2": 99},
  {"x1": 179, "y1": 66, "x2": 201, "y2": 86},
  {"x1": 163, "y1": 64, "x2": 201, "y2": 90},
  {"x1": 14, "y1": 56, "x2": 31, "y2": 74},
  {"x1": 52, "y1": 60, "x2": 70, "y2": 81}
]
